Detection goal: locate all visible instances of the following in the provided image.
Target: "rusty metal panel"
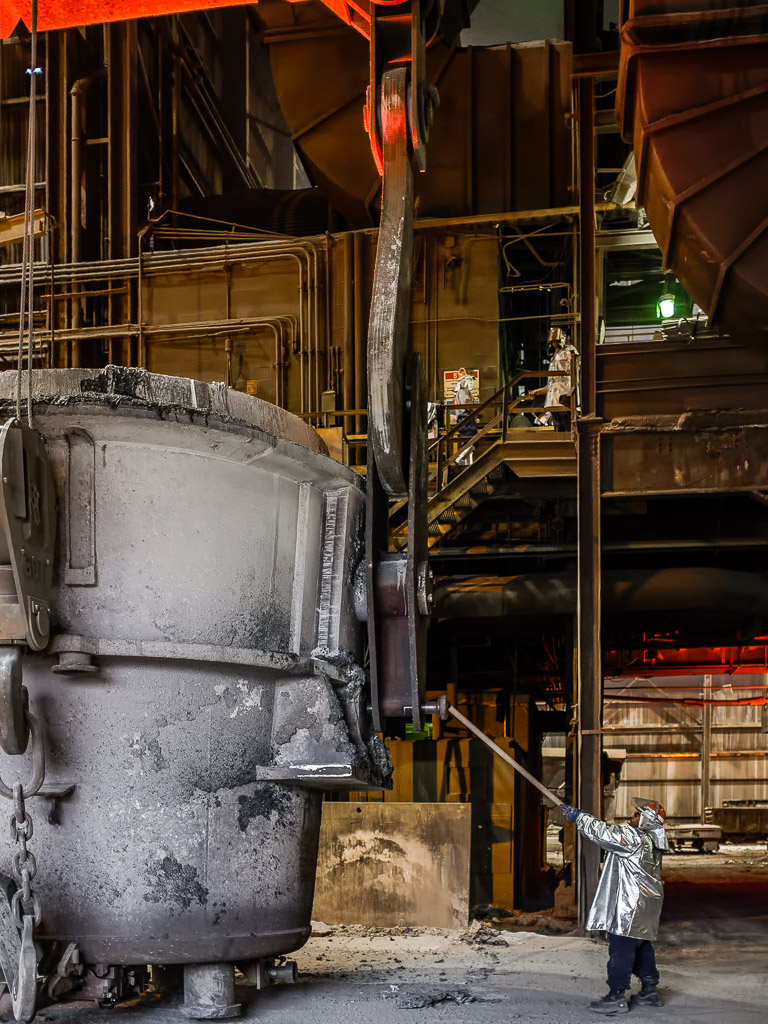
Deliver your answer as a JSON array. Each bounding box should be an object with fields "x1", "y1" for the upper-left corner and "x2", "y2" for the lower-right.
[
  {"x1": 607, "y1": 672, "x2": 768, "y2": 821},
  {"x1": 312, "y1": 801, "x2": 471, "y2": 928},
  {"x1": 602, "y1": 420, "x2": 768, "y2": 496},
  {"x1": 597, "y1": 336, "x2": 768, "y2": 420},
  {"x1": 616, "y1": 756, "x2": 702, "y2": 820}
]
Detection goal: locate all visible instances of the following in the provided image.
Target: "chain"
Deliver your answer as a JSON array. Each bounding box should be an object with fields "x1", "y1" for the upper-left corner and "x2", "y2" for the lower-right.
[{"x1": 10, "y1": 782, "x2": 41, "y2": 929}]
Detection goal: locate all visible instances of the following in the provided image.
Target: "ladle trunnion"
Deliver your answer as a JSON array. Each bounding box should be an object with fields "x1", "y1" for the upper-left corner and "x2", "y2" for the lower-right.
[{"x1": 0, "y1": 367, "x2": 390, "y2": 1020}]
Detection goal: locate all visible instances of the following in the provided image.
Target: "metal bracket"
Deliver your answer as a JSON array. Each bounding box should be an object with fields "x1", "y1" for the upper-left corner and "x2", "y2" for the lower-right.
[
  {"x1": 0, "y1": 419, "x2": 56, "y2": 651},
  {"x1": 367, "y1": 353, "x2": 430, "y2": 731},
  {"x1": 365, "y1": 1, "x2": 440, "y2": 176},
  {"x1": 46, "y1": 942, "x2": 82, "y2": 1000}
]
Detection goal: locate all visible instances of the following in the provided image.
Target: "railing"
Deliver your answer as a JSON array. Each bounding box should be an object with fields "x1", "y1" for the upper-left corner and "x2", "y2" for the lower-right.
[
  {"x1": 295, "y1": 368, "x2": 575, "y2": 484},
  {"x1": 431, "y1": 369, "x2": 572, "y2": 492}
]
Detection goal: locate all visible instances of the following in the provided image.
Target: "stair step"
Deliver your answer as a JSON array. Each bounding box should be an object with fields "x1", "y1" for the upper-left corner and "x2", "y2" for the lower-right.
[
  {"x1": 438, "y1": 509, "x2": 462, "y2": 524},
  {"x1": 455, "y1": 494, "x2": 479, "y2": 510},
  {"x1": 469, "y1": 485, "x2": 492, "y2": 498}
]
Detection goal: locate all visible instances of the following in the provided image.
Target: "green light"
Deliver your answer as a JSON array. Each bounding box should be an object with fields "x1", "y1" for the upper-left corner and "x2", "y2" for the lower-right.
[{"x1": 657, "y1": 292, "x2": 675, "y2": 319}]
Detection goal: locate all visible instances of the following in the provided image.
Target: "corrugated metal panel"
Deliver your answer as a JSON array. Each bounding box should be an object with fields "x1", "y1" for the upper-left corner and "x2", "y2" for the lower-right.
[
  {"x1": 608, "y1": 673, "x2": 768, "y2": 821},
  {"x1": 616, "y1": 757, "x2": 702, "y2": 820}
]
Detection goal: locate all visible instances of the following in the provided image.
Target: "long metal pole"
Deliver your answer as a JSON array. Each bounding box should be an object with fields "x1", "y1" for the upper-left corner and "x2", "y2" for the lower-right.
[{"x1": 448, "y1": 705, "x2": 564, "y2": 808}]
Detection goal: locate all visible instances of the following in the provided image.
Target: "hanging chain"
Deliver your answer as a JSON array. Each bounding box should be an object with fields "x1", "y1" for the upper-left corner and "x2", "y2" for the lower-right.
[{"x1": 10, "y1": 783, "x2": 41, "y2": 930}]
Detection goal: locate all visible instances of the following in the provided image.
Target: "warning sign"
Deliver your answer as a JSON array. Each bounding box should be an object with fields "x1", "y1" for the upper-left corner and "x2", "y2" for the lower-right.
[{"x1": 443, "y1": 368, "x2": 479, "y2": 404}]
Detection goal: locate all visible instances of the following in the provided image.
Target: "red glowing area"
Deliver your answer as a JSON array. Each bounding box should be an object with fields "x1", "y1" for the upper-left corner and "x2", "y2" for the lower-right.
[
  {"x1": 0, "y1": 1, "x2": 258, "y2": 37},
  {"x1": 0, "y1": 1, "x2": 376, "y2": 39},
  {"x1": 605, "y1": 645, "x2": 768, "y2": 677}
]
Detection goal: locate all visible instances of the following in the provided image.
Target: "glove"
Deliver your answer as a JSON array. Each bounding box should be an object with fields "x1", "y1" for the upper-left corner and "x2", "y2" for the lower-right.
[{"x1": 561, "y1": 805, "x2": 582, "y2": 823}]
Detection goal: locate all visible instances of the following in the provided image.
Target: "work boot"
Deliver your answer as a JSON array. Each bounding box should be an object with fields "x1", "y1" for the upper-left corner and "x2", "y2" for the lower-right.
[
  {"x1": 631, "y1": 983, "x2": 663, "y2": 1007},
  {"x1": 589, "y1": 990, "x2": 629, "y2": 1014}
]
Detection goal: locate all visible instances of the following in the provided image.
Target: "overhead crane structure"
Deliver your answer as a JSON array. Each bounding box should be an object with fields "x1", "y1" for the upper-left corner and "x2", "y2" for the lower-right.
[
  {"x1": 1, "y1": 0, "x2": 470, "y2": 735},
  {"x1": 0, "y1": 0, "x2": 767, "y2": 1017},
  {"x1": 0, "y1": 2, "x2": 473, "y2": 1020}
]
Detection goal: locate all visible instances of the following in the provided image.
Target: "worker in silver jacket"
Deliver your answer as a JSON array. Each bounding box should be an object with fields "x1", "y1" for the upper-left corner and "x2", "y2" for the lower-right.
[{"x1": 561, "y1": 799, "x2": 668, "y2": 1015}]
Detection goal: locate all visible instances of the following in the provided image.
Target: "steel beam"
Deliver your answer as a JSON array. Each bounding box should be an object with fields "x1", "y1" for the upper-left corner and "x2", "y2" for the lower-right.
[{"x1": 602, "y1": 423, "x2": 768, "y2": 496}]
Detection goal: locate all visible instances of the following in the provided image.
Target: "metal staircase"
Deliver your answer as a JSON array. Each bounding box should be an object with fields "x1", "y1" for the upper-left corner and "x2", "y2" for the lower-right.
[{"x1": 391, "y1": 371, "x2": 577, "y2": 552}]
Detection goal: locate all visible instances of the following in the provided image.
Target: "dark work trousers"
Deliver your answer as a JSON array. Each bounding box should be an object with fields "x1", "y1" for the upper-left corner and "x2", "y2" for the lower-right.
[
  {"x1": 607, "y1": 933, "x2": 659, "y2": 992},
  {"x1": 551, "y1": 411, "x2": 570, "y2": 432}
]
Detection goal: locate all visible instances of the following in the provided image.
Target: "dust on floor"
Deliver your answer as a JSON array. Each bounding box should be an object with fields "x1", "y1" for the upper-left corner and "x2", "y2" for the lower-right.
[
  {"x1": 11, "y1": 843, "x2": 768, "y2": 1024},
  {"x1": 26, "y1": 921, "x2": 767, "y2": 1024}
]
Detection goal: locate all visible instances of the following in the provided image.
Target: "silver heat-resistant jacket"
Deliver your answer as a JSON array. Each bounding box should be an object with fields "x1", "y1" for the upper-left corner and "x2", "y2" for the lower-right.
[{"x1": 576, "y1": 809, "x2": 667, "y2": 940}]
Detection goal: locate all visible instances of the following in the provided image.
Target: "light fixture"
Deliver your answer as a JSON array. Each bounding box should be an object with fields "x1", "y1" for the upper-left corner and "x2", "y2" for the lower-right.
[{"x1": 656, "y1": 276, "x2": 676, "y2": 320}]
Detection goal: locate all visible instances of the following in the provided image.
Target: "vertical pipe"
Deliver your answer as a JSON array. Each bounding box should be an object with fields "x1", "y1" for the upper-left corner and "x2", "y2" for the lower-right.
[
  {"x1": 47, "y1": 219, "x2": 55, "y2": 367},
  {"x1": 312, "y1": 246, "x2": 322, "y2": 412},
  {"x1": 69, "y1": 68, "x2": 107, "y2": 367},
  {"x1": 575, "y1": 74, "x2": 602, "y2": 934},
  {"x1": 353, "y1": 231, "x2": 366, "y2": 434},
  {"x1": 342, "y1": 232, "x2": 355, "y2": 414},
  {"x1": 158, "y1": 33, "x2": 165, "y2": 204},
  {"x1": 430, "y1": 236, "x2": 439, "y2": 402},
  {"x1": 137, "y1": 245, "x2": 145, "y2": 367},
  {"x1": 171, "y1": 25, "x2": 180, "y2": 212},
  {"x1": 465, "y1": 47, "x2": 474, "y2": 213},
  {"x1": 579, "y1": 77, "x2": 597, "y2": 418},
  {"x1": 276, "y1": 323, "x2": 288, "y2": 409},
  {"x1": 224, "y1": 265, "x2": 232, "y2": 388},
  {"x1": 701, "y1": 674, "x2": 712, "y2": 820},
  {"x1": 70, "y1": 79, "x2": 84, "y2": 366},
  {"x1": 324, "y1": 232, "x2": 332, "y2": 395},
  {"x1": 505, "y1": 43, "x2": 512, "y2": 210},
  {"x1": 69, "y1": 82, "x2": 83, "y2": 261}
]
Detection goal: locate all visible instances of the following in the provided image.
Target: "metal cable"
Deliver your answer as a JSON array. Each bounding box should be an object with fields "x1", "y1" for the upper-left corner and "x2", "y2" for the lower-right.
[
  {"x1": 16, "y1": 0, "x2": 40, "y2": 426},
  {"x1": 15, "y1": 89, "x2": 32, "y2": 421}
]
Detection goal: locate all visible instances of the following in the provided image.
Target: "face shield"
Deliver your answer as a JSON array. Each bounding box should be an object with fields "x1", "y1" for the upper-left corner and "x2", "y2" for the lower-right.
[{"x1": 632, "y1": 797, "x2": 668, "y2": 846}]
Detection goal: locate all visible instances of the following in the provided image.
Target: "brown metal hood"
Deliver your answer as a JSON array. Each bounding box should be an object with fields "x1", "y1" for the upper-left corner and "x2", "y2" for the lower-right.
[{"x1": 617, "y1": 1, "x2": 768, "y2": 344}]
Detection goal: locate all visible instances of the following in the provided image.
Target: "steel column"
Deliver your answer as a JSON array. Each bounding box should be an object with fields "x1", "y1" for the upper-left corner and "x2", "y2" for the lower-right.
[
  {"x1": 106, "y1": 21, "x2": 137, "y2": 367},
  {"x1": 341, "y1": 232, "x2": 355, "y2": 413},
  {"x1": 576, "y1": 74, "x2": 602, "y2": 932}
]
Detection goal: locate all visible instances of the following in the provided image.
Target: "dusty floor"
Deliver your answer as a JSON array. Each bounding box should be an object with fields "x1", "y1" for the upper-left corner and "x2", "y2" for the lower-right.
[{"x1": 13, "y1": 843, "x2": 768, "y2": 1024}]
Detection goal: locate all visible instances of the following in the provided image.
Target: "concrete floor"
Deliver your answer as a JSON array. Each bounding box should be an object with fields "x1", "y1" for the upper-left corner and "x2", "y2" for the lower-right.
[{"x1": 12, "y1": 844, "x2": 768, "y2": 1024}]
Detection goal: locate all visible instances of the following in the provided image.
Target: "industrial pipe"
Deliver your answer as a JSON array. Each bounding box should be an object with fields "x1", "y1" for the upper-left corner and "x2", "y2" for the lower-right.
[
  {"x1": 353, "y1": 231, "x2": 365, "y2": 434},
  {"x1": 3, "y1": 235, "x2": 324, "y2": 410},
  {"x1": 342, "y1": 232, "x2": 355, "y2": 412},
  {"x1": 433, "y1": 567, "x2": 768, "y2": 618},
  {"x1": 70, "y1": 69, "x2": 107, "y2": 364}
]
